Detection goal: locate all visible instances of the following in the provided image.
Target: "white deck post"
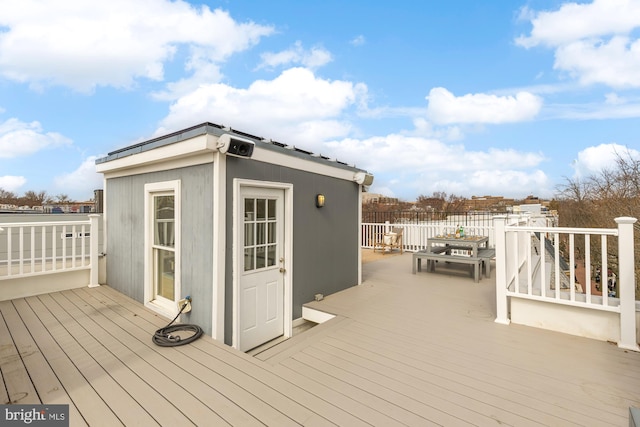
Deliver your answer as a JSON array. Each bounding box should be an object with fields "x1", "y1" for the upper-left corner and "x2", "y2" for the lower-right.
[
  {"x1": 615, "y1": 217, "x2": 639, "y2": 351},
  {"x1": 494, "y1": 215, "x2": 510, "y2": 325},
  {"x1": 88, "y1": 214, "x2": 100, "y2": 288}
]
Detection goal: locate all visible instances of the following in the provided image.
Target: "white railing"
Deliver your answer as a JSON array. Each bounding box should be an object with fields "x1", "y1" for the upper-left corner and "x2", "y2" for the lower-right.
[
  {"x1": 0, "y1": 214, "x2": 100, "y2": 287},
  {"x1": 362, "y1": 221, "x2": 496, "y2": 252},
  {"x1": 494, "y1": 215, "x2": 639, "y2": 351}
]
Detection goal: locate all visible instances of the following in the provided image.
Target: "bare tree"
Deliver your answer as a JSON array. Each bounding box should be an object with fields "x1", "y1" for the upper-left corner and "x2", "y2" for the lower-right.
[
  {"x1": 0, "y1": 189, "x2": 18, "y2": 205},
  {"x1": 20, "y1": 190, "x2": 50, "y2": 207},
  {"x1": 55, "y1": 194, "x2": 71, "y2": 203},
  {"x1": 556, "y1": 149, "x2": 640, "y2": 298}
]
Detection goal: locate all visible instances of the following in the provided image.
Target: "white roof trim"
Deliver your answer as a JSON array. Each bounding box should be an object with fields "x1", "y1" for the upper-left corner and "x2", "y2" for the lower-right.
[
  {"x1": 97, "y1": 133, "x2": 363, "y2": 182},
  {"x1": 96, "y1": 134, "x2": 216, "y2": 175}
]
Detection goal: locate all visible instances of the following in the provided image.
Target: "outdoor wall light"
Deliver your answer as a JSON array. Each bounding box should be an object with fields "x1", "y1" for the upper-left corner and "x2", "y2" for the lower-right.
[{"x1": 316, "y1": 194, "x2": 325, "y2": 208}]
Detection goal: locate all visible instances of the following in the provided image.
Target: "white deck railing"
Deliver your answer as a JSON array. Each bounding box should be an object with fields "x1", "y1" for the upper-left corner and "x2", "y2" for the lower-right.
[
  {"x1": 0, "y1": 215, "x2": 100, "y2": 287},
  {"x1": 494, "y1": 215, "x2": 639, "y2": 351},
  {"x1": 362, "y1": 221, "x2": 495, "y2": 251}
]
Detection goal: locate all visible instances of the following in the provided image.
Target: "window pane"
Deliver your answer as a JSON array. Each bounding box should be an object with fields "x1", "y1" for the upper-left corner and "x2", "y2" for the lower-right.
[
  {"x1": 155, "y1": 248, "x2": 175, "y2": 300},
  {"x1": 244, "y1": 247, "x2": 254, "y2": 271},
  {"x1": 257, "y1": 199, "x2": 266, "y2": 220},
  {"x1": 268, "y1": 199, "x2": 276, "y2": 220},
  {"x1": 244, "y1": 223, "x2": 254, "y2": 246},
  {"x1": 154, "y1": 195, "x2": 174, "y2": 247},
  {"x1": 267, "y1": 245, "x2": 276, "y2": 267},
  {"x1": 257, "y1": 222, "x2": 266, "y2": 245},
  {"x1": 244, "y1": 198, "x2": 254, "y2": 221},
  {"x1": 256, "y1": 246, "x2": 266, "y2": 269},
  {"x1": 268, "y1": 222, "x2": 276, "y2": 244}
]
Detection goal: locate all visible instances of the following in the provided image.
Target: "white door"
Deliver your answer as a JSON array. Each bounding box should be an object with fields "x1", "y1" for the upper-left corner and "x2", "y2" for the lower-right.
[{"x1": 239, "y1": 187, "x2": 285, "y2": 351}]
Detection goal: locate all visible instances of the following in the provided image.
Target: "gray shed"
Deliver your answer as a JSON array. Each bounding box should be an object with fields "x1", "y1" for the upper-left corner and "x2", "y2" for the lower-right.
[{"x1": 96, "y1": 122, "x2": 373, "y2": 351}]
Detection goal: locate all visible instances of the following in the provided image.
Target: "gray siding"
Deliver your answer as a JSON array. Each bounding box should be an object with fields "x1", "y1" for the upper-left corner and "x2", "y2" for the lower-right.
[
  {"x1": 105, "y1": 164, "x2": 214, "y2": 334},
  {"x1": 224, "y1": 157, "x2": 359, "y2": 344}
]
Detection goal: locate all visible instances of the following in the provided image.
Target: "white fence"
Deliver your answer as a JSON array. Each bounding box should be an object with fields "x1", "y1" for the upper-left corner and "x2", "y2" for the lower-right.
[
  {"x1": 362, "y1": 220, "x2": 496, "y2": 252},
  {"x1": 494, "y1": 215, "x2": 639, "y2": 351},
  {"x1": 0, "y1": 215, "x2": 100, "y2": 287}
]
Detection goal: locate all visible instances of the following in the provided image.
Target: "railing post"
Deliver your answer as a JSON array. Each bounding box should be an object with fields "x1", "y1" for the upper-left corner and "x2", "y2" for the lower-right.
[
  {"x1": 494, "y1": 215, "x2": 510, "y2": 325},
  {"x1": 615, "y1": 217, "x2": 639, "y2": 351},
  {"x1": 88, "y1": 214, "x2": 100, "y2": 288}
]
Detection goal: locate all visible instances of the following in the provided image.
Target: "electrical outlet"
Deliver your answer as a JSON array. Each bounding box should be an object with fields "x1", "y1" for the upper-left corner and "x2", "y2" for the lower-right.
[{"x1": 177, "y1": 298, "x2": 192, "y2": 313}]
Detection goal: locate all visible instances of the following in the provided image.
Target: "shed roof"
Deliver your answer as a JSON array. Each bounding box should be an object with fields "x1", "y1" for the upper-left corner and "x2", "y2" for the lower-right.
[{"x1": 95, "y1": 122, "x2": 367, "y2": 174}]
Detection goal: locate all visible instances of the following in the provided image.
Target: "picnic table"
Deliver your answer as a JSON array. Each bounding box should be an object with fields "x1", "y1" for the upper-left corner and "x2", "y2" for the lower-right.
[{"x1": 412, "y1": 234, "x2": 493, "y2": 282}]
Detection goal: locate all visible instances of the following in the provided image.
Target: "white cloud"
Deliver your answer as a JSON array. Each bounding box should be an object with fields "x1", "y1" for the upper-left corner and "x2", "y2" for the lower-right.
[
  {"x1": 0, "y1": 175, "x2": 26, "y2": 192},
  {"x1": 53, "y1": 156, "x2": 104, "y2": 200},
  {"x1": 0, "y1": 0, "x2": 274, "y2": 93},
  {"x1": 605, "y1": 92, "x2": 625, "y2": 105},
  {"x1": 158, "y1": 67, "x2": 365, "y2": 149},
  {"x1": 257, "y1": 41, "x2": 332, "y2": 70},
  {"x1": 0, "y1": 118, "x2": 72, "y2": 158},
  {"x1": 425, "y1": 87, "x2": 542, "y2": 125},
  {"x1": 571, "y1": 143, "x2": 640, "y2": 178},
  {"x1": 350, "y1": 35, "x2": 366, "y2": 46},
  {"x1": 554, "y1": 36, "x2": 640, "y2": 88},
  {"x1": 516, "y1": 0, "x2": 640, "y2": 48},
  {"x1": 322, "y1": 130, "x2": 552, "y2": 198},
  {"x1": 516, "y1": 0, "x2": 640, "y2": 89}
]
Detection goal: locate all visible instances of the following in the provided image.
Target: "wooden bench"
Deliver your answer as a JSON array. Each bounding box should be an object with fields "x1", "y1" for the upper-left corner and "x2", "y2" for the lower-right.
[
  {"x1": 478, "y1": 248, "x2": 496, "y2": 278},
  {"x1": 412, "y1": 251, "x2": 482, "y2": 283}
]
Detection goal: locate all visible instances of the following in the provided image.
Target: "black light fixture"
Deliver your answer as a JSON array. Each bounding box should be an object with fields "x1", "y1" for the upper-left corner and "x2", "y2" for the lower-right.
[{"x1": 316, "y1": 194, "x2": 325, "y2": 208}]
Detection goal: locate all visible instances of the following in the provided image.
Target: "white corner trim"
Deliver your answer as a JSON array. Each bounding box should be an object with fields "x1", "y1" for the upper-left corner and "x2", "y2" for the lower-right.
[{"x1": 211, "y1": 153, "x2": 226, "y2": 342}]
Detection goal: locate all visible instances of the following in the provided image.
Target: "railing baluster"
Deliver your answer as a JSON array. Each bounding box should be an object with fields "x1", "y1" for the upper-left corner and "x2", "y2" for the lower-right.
[
  {"x1": 554, "y1": 233, "x2": 560, "y2": 300},
  {"x1": 52, "y1": 225, "x2": 57, "y2": 271},
  {"x1": 30, "y1": 226, "x2": 35, "y2": 274},
  {"x1": 601, "y1": 235, "x2": 608, "y2": 307},
  {"x1": 71, "y1": 225, "x2": 77, "y2": 268},
  {"x1": 41, "y1": 225, "x2": 46, "y2": 272},
  {"x1": 539, "y1": 232, "x2": 546, "y2": 298},
  {"x1": 569, "y1": 234, "x2": 575, "y2": 302},
  {"x1": 19, "y1": 226, "x2": 24, "y2": 275},
  {"x1": 585, "y1": 234, "x2": 591, "y2": 304},
  {"x1": 62, "y1": 225, "x2": 66, "y2": 270},
  {"x1": 81, "y1": 224, "x2": 87, "y2": 266},
  {"x1": 7, "y1": 227, "x2": 12, "y2": 277},
  {"x1": 526, "y1": 231, "x2": 532, "y2": 295}
]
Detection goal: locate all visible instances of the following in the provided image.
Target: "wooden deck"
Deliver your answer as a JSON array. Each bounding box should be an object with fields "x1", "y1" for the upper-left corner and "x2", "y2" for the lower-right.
[{"x1": 2, "y1": 252, "x2": 639, "y2": 426}]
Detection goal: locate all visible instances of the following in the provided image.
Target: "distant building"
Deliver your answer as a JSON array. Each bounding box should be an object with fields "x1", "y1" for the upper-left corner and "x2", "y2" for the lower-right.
[
  {"x1": 466, "y1": 195, "x2": 515, "y2": 211},
  {"x1": 362, "y1": 193, "x2": 399, "y2": 205},
  {"x1": 43, "y1": 201, "x2": 96, "y2": 214}
]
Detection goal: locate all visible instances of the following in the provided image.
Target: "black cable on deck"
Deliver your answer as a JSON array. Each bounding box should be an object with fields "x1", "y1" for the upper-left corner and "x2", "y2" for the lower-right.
[{"x1": 152, "y1": 298, "x2": 203, "y2": 347}]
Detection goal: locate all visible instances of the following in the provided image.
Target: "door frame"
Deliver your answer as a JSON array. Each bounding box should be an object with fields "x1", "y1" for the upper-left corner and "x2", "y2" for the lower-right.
[{"x1": 232, "y1": 179, "x2": 293, "y2": 350}]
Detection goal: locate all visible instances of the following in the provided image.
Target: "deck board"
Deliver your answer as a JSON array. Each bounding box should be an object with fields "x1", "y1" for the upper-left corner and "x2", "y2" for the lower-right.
[
  {"x1": 72, "y1": 286, "x2": 295, "y2": 427},
  {"x1": 78, "y1": 285, "x2": 339, "y2": 427},
  {"x1": 0, "y1": 301, "x2": 40, "y2": 405},
  {"x1": 1, "y1": 251, "x2": 639, "y2": 426},
  {"x1": 336, "y1": 321, "x2": 623, "y2": 425}
]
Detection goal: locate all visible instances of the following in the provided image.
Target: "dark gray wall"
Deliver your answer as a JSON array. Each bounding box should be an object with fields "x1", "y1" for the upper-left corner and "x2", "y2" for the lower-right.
[
  {"x1": 105, "y1": 164, "x2": 214, "y2": 333},
  {"x1": 224, "y1": 157, "x2": 359, "y2": 344}
]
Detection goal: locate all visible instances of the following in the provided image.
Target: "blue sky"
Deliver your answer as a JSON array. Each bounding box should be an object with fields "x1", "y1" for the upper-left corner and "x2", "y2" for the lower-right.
[{"x1": 2, "y1": 0, "x2": 640, "y2": 202}]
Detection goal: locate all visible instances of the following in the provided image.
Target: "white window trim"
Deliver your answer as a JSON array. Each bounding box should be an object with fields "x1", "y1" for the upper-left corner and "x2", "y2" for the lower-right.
[{"x1": 144, "y1": 180, "x2": 182, "y2": 319}]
